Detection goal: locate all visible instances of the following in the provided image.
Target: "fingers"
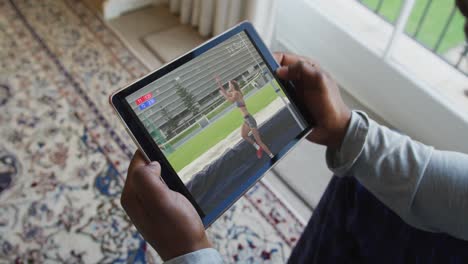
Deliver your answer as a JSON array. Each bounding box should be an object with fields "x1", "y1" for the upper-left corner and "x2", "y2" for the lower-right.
[
  {"x1": 121, "y1": 173, "x2": 152, "y2": 234},
  {"x1": 125, "y1": 150, "x2": 170, "y2": 210},
  {"x1": 122, "y1": 153, "x2": 154, "y2": 231},
  {"x1": 130, "y1": 161, "x2": 172, "y2": 210},
  {"x1": 273, "y1": 52, "x2": 319, "y2": 67},
  {"x1": 122, "y1": 150, "x2": 172, "y2": 244},
  {"x1": 122, "y1": 150, "x2": 147, "y2": 211},
  {"x1": 274, "y1": 52, "x2": 324, "y2": 84},
  {"x1": 128, "y1": 150, "x2": 148, "y2": 175},
  {"x1": 276, "y1": 60, "x2": 321, "y2": 82},
  {"x1": 273, "y1": 52, "x2": 283, "y2": 64},
  {"x1": 274, "y1": 52, "x2": 300, "y2": 66}
]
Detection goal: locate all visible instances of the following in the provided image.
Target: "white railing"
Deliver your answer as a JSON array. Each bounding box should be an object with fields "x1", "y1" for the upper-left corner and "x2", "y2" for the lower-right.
[{"x1": 274, "y1": 0, "x2": 468, "y2": 154}]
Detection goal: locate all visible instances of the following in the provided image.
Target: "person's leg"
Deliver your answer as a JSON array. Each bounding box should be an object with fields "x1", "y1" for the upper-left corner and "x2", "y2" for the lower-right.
[
  {"x1": 251, "y1": 128, "x2": 273, "y2": 157},
  {"x1": 241, "y1": 122, "x2": 259, "y2": 149},
  {"x1": 288, "y1": 176, "x2": 468, "y2": 264},
  {"x1": 287, "y1": 176, "x2": 360, "y2": 263}
]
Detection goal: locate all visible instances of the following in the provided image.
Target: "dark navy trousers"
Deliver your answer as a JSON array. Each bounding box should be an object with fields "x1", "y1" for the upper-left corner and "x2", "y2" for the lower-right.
[{"x1": 288, "y1": 176, "x2": 468, "y2": 264}]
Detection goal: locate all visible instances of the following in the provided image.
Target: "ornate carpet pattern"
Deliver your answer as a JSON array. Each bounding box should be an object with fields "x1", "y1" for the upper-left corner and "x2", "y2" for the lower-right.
[{"x1": 0, "y1": 0, "x2": 304, "y2": 263}]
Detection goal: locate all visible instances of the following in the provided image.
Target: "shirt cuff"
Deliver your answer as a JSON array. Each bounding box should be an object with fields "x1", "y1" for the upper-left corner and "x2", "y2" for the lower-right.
[
  {"x1": 164, "y1": 248, "x2": 223, "y2": 264},
  {"x1": 326, "y1": 110, "x2": 369, "y2": 176}
]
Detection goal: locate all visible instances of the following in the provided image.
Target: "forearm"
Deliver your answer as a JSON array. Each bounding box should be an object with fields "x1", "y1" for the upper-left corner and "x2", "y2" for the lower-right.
[
  {"x1": 327, "y1": 111, "x2": 433, "y2": 221},
  {"x1": 412, "y1": 149, "x2": 468, "y2": 240},
  {"x1": 215, "y1": 80, "x2": 226, "y2": 93},
  {"x1": 327, "y1": 111, "x2": 468, "y2": 239},
  {"x1": 218, "y1": 87, "x2": 229, "y2": 99}
]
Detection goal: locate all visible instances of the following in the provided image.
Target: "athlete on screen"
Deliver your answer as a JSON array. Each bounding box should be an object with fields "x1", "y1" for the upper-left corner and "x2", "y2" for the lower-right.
[{"x1": 215, "y1": 76, "x2": 274, "y2": 159}]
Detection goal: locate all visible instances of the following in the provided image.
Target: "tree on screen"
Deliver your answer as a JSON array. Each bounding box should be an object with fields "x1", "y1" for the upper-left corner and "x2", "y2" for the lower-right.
[
  {"x1": 174, "y1": 79, "x2": 200, "y2": 118},
  {"x1": 160, "y1": 106, "x2": 178, "y2": 139}
]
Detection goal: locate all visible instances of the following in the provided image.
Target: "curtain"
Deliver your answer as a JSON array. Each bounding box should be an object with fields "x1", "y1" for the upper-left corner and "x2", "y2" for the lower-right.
[{"x1": 168, "y1": 0, "x2": 276, "y2": 46}]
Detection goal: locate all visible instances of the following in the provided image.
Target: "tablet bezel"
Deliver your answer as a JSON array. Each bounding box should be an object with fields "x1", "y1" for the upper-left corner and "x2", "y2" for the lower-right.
[{"x1": 110, "y1": 21, "x2": 313, "y2": 227}]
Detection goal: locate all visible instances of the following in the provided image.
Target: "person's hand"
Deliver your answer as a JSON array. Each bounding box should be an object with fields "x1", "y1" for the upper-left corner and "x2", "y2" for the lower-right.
[
  {"x1": 274, "y1": 52, "x2": 351, "y2": 150},
  {"x1": 121, "y1": 151, "x2": 211, "y2": 261}
]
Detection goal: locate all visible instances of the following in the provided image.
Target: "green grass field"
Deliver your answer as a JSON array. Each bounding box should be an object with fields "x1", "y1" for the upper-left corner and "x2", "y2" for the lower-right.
[
  {"x1": 361, "y1": 0, "x2": 465, "y2": 53},
  {"x1": 166, "y1": 123, "x2": 201, "y2": 146},
  {"x1": 167, "y1": 82, "x2": 279, "y2": 172},
  {"x1": 206, "y1": 100, "x2": 231, "y2": 120}
]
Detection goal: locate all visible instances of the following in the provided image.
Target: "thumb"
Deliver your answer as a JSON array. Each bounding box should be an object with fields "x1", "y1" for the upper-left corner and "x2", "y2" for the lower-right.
[{"x1": 130, "y1": 162, "x2": 171, "y2": 206}]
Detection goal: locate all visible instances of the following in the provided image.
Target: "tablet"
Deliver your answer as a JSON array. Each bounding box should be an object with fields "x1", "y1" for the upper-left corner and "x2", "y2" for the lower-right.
[{"x1": 110, "y1": 21, "x2": 312, "y2": 227}]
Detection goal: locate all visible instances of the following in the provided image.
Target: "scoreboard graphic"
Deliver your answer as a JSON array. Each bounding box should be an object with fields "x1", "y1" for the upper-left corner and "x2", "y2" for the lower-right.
[{"x1": 135, "y1": 92, "x2": 156, "y2": 111}]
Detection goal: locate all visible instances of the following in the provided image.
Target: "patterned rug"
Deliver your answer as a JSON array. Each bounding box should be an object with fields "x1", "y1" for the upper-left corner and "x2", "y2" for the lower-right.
[{"x1": 0, "y1": 0, "x2": 304, "y2": 263}]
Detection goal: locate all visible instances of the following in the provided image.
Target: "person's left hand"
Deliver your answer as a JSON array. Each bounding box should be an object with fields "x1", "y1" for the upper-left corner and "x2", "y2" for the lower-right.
[{"x1": 121, "y1": 151, "x2": 211, "y2": 261}]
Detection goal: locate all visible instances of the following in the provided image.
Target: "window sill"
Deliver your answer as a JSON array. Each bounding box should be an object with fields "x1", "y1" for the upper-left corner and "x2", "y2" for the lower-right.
[{"x1": 274, "y1": 0, "x2": 468, "y2": 154}]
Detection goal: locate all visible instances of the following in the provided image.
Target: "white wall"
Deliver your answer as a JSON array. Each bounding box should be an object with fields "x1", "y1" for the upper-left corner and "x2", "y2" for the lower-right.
[{"x1": 274, "y1": 0, "x2": 468, "y2": 154}]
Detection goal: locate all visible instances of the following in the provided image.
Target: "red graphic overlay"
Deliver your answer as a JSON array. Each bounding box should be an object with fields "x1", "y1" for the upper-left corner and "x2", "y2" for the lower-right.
[{"x1": 135, "y1": 92, "x2": 153, "y2": 106}]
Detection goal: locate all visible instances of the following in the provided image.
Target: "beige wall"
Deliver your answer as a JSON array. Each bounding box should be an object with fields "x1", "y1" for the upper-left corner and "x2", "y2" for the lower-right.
[{"x1": 102, "y1": 0, "x2": 167, "y2": 19}]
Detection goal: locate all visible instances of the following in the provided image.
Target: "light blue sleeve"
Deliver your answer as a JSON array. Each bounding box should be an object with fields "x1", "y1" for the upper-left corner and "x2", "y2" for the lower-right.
[
  {"x1": 326, "y1": 111, "x2": 468, "y2": 241},
  {"x1": 164, "y1": 248, "x2": 223, "y2": 264}
]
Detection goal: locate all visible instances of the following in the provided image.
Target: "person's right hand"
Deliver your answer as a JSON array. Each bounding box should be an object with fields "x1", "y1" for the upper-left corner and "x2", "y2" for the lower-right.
[{"x1": 274, "y1": 52, "x2": 352, "y2": 150}]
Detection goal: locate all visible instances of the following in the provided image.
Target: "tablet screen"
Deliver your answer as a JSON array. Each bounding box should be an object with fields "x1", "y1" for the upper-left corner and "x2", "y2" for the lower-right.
[{"x1": 124, "y1": 31, "x2": 307, "y2": 221}]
